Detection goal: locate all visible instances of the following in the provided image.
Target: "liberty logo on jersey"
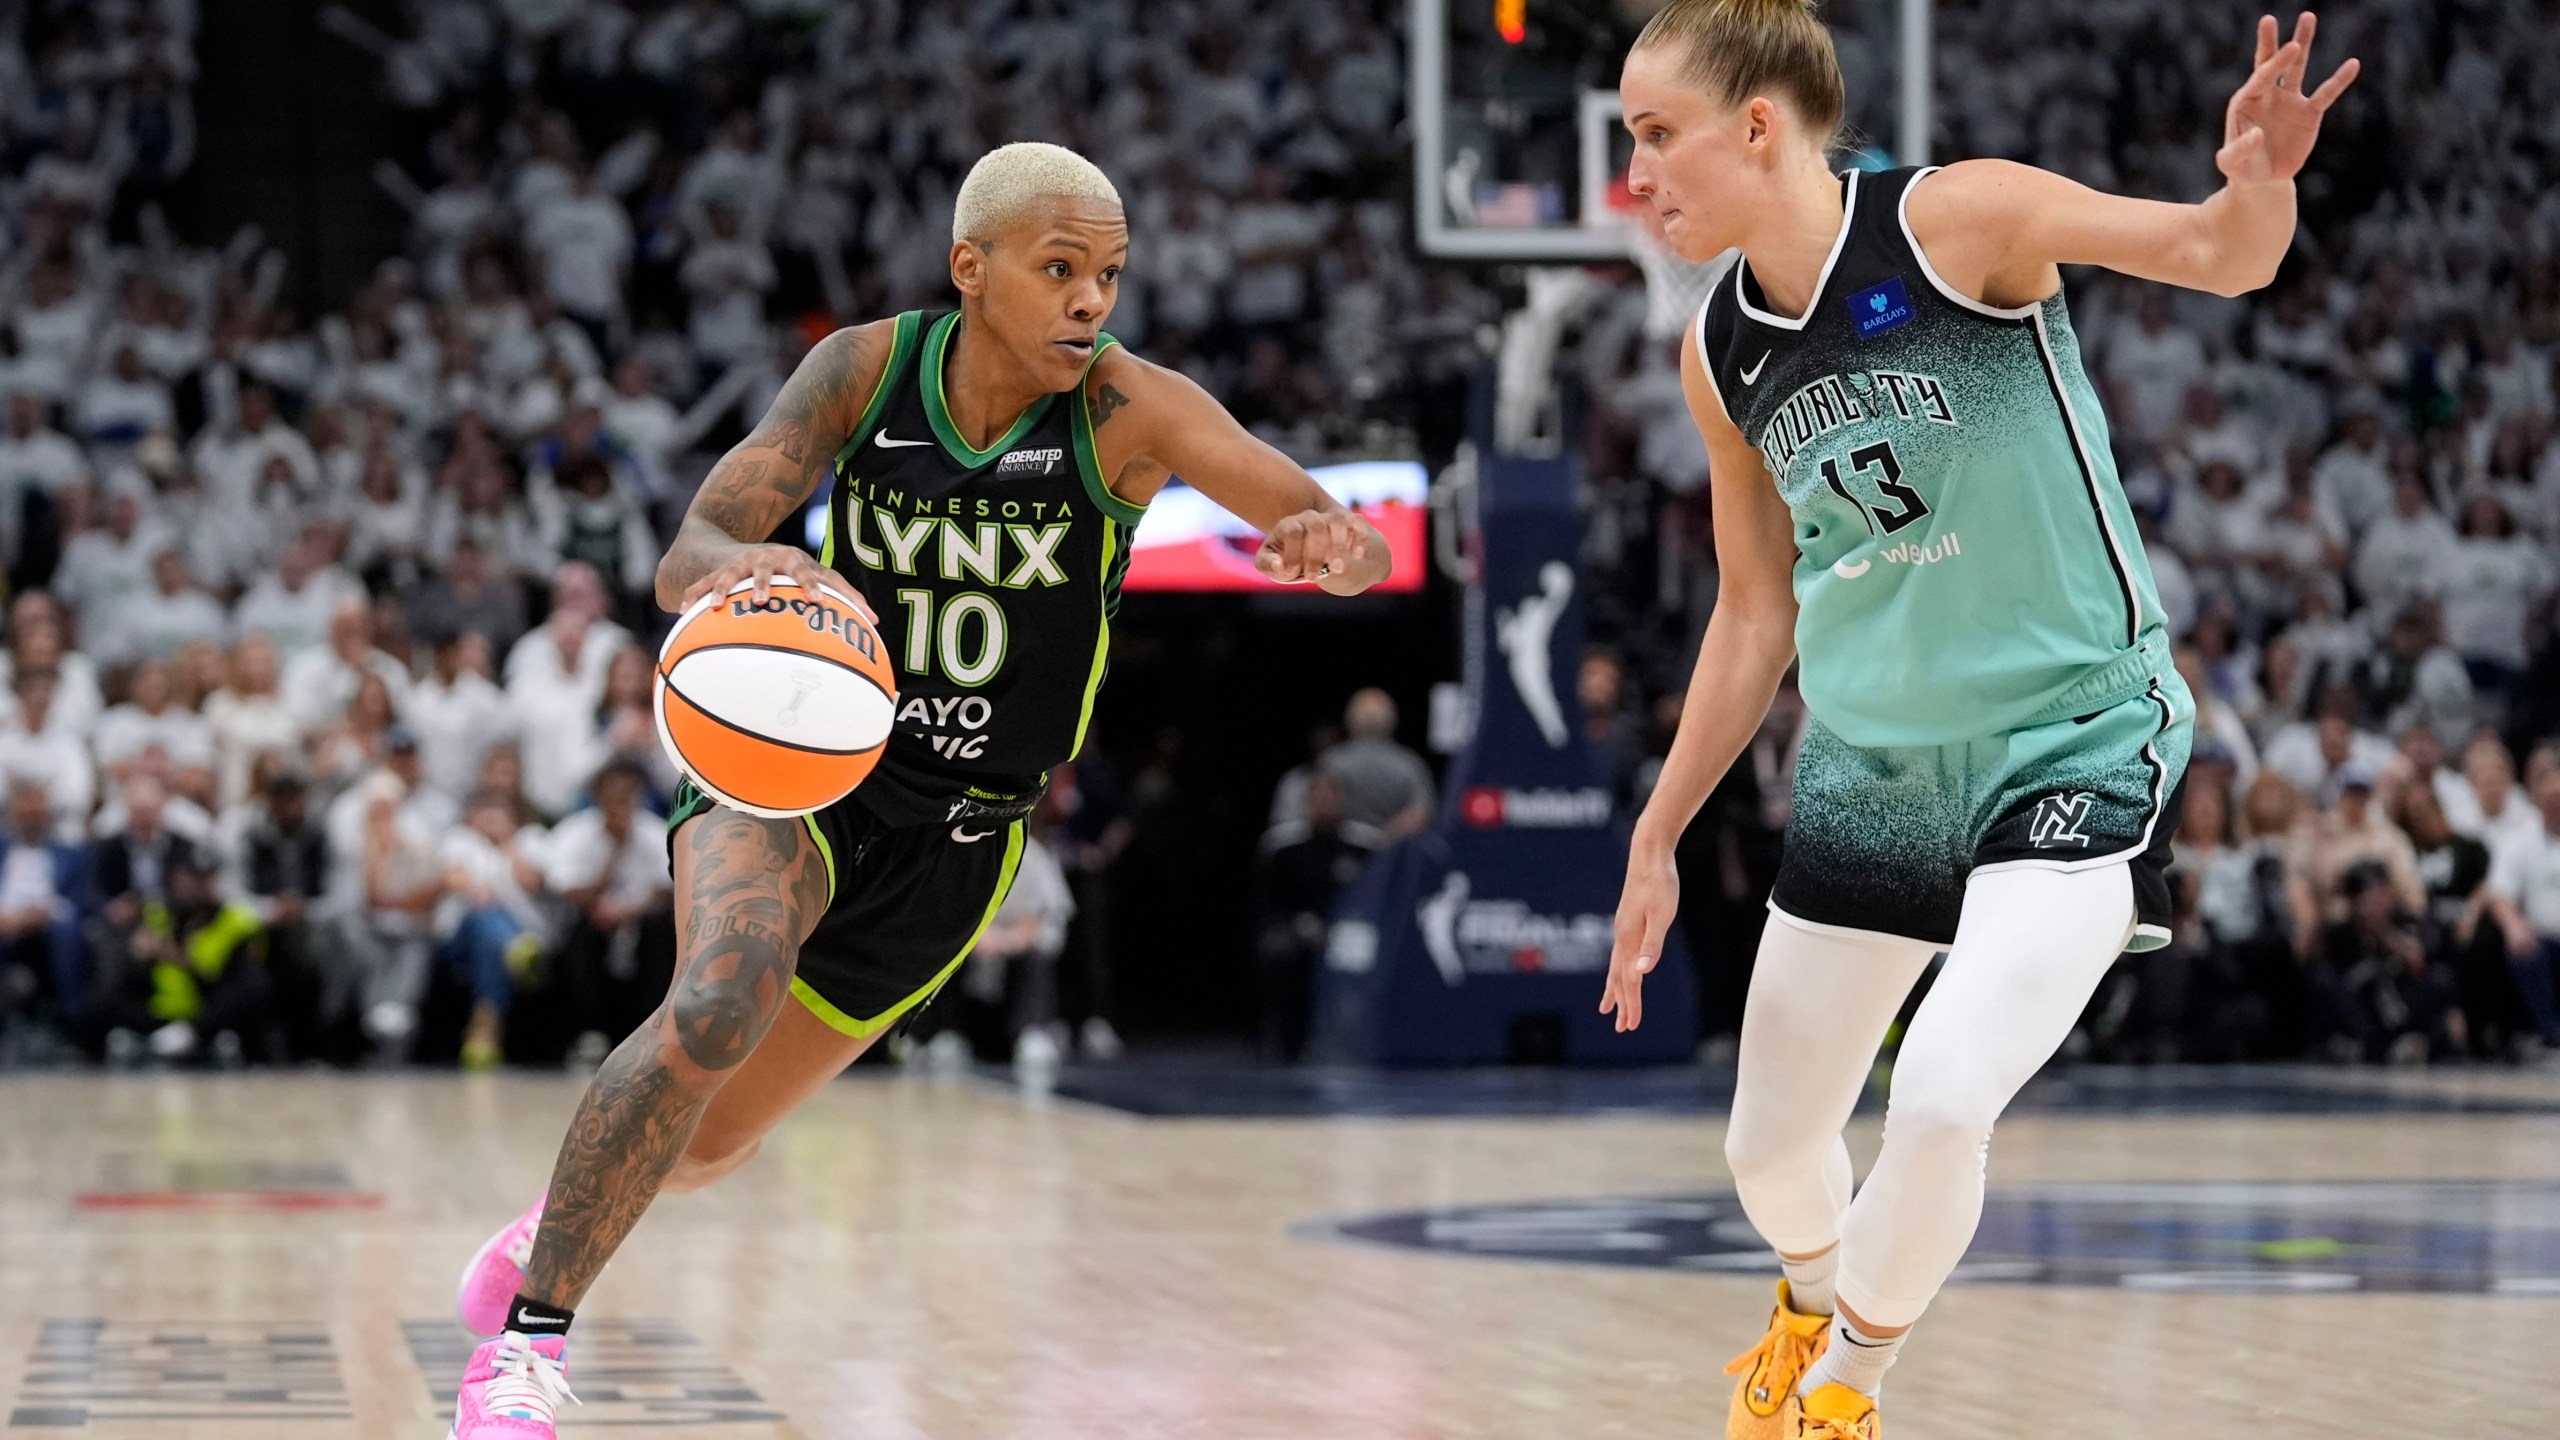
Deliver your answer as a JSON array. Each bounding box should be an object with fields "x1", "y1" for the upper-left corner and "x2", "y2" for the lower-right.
[
  {"x1": 1849, "y1": 277, "x2": 1915, "y2": 338},
  {"x1": 2028, "y1": 792, "x2": 2100, "y2": 848}
]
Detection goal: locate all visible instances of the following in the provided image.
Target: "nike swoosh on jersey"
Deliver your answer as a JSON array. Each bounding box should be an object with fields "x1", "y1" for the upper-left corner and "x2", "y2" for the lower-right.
[
  {"x1": 1831, "y1": 557, "x2": 1871, "y2": 579},
  {"x1": 1741, "y1": 352, "x2": 1771, "y2": 385},
  {"x1": 951, "y1": 826, "x2": 993, "y2": 843},
  {"x1": 875, "y1": 430, "x2": 934, "y2": 448}
]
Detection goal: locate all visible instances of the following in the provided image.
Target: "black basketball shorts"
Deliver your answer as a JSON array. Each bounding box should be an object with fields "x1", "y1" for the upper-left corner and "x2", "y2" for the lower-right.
[{"x1": 667, "y1": 779, "x2": 1026, "y2": 1037}]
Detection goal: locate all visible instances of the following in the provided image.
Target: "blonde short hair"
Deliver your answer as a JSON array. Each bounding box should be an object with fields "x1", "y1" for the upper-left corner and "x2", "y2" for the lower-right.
[{"x1": 951, "y1": 142, "x2": 1122, "y2": 247}]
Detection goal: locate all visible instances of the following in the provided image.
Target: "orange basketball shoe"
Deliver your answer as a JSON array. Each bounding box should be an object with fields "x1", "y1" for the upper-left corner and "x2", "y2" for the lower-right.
[
  {"x1": 1784, "y1": 1382, "x2": 1881, "y2": 1439},
  {"x1": 1723, "y1": 1281, "x2": 1832, "y2": 1440}
]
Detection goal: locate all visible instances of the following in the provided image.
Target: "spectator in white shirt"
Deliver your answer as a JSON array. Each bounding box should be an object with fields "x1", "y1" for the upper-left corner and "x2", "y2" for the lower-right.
[
  {"x1": 434, "y1": 789, "x2": 552, "y2": 1070},
  {"x1": 282, "y1": 598, "x2": 414, "y2": 735},
  {"x1": 345, "y1": 767, "x2": 448, "y2": 1060},
  {"x1": 96, "y1": 658, "x2": 217, "y2": 795},
  {"x1": 0, "y1": 602, "x2": 107, "y2": 737},
  {"x1": 2312, "y1": 407, "x2": 2395, "y2": 538},
  {"x1": 2101, "y1": 288, "x2": 2207, "y2": 449},
  {"x1": 204, "y1": 634, "x2": 305, "y2": 809},
  {"x1": 2478, "y1": 771, "x2": 2560, "y2": 1051},
  {"x1": 190, "y1": 381, "x2": 320, "y2": 509},
  {"x1": 2442, "y1": 490, "x2": 2554, "y2": 689},
  {"x1": 2353, "y1": 470, "x2": 2456, "y2": 622},
  {"x1": 53, "y1": 485, "x2": 169, "y2": 634},
  {"x1": 677, "y1": 204, "x2": 775, "y2": 370},
  {"x1": 2442, "y1": 732, "x2": 2543, "y2": 865},
  {"x1": 525, "y1": 166, "x2": 632, "y2": 340},
  {"x1": 544, "y1": 760, "x2": 671, "y2": 1047},
  {"x1": 99, "y1": 547, "x2": 231, "y2": 666},
  {"x1": 234, "y1": 536, "x2": 365, "y2": 660},
  {"x1": 0, "y1": 391, "x2": 88, "y2": 572},
  {"x1": 407, "y1": 629, "x2": 514, "y2": 806},
  {"x1": 2261, "y1": 693, "x2": 2399, "y2": 811},
  {"x1": 504, "y1": 559, "x2": 630, "y2": 698},
  {"x1": 11, "y1": 260, "x2": 95, "y2": 401},
  {"x1": 0, "y1": 391, "x2": 88, "y2": 502},
  {"x1": 338, "y1": 445, "x2": 427, "y2": 586},
  {"x1": 0, "y1": 667, "x2": 96, "y2": 838}
]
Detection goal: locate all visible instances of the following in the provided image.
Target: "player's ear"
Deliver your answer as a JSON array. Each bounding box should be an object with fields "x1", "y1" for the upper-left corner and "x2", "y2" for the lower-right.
[
  {"x1": 1744, "y1": 96, "x2": 1777, "y2": 152},
  {"x1": 949, "y1": 240, "x2": 986, "y2": 299}
]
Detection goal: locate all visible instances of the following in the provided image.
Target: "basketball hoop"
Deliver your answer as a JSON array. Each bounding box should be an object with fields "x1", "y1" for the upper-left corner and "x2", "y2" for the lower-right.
[{"x1": 1602, "y1": 176, "x2": 1734, "y2": 342}]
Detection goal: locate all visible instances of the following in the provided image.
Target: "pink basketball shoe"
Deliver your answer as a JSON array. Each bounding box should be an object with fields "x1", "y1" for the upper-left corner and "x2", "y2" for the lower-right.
[
  {"x1": 450, "y1": 1331, "x2": 576, "y2": 1439},
  {"x1": 454, "y1": 1199, "x2": 544, "y2": 1338}
]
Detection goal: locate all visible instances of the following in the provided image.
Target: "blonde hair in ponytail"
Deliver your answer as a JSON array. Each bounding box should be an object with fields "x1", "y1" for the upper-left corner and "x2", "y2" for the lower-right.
[{"x1": 1633, "y1": 0, "x2": 1847, "y2": 147}]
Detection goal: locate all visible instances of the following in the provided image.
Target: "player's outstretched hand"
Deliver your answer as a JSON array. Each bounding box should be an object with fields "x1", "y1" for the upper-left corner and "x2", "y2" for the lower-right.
[
  {"x1": 1601, "y1": 844, "x2": 1679, "y2": 1033},
  {"x1": 2219, "y1": 12, "x2": 2359, "y2": 186},
  {"x1": 1256, "y1": 507, "x2": 1369, "y2": 585},
  {"x1": 679, "y1": 543, "x2": 875, "y2": 621}
]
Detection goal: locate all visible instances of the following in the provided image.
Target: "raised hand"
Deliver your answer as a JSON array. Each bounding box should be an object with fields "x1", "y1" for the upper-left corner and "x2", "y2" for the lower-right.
[{"x1": 2220, "y1": 12, "x2": 2360, "y2": 185}]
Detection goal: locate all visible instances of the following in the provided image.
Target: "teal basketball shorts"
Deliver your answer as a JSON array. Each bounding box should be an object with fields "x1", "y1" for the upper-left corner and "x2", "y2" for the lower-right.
[{"x1": 1769, "y1": 675, "x2": 2193, "y2": 953}]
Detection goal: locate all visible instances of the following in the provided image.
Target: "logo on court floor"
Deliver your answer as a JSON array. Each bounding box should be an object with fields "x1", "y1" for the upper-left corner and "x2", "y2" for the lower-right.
[
  {"x1": 2028, "y1": 791, "x2": 2099, "y2": 847},
  {"x1": 1303, "y1": 1181, "x2": 2560, "y2": 1296}
]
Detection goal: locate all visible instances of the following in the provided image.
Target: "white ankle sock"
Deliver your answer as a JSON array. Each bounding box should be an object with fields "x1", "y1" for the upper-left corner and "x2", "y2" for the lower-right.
[
  {"x1": 1780, "y1": 1249, "x2": 1838, "y2": 1316},
  {"x1": 1801, "y1": 1315, "x2": 1901, "y2": 1397}
]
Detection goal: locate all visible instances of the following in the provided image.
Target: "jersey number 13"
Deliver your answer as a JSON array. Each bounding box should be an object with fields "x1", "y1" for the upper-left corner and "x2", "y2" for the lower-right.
[{"x1": 1821, "y1": 441, "x2": 1930, "y2": 536}]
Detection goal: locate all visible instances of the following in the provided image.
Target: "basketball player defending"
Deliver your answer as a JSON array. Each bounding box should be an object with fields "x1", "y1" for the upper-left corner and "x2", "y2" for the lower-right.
[
  {"x1": 446, "y1": 143, "x2": 1389, "y2": 1437},
  {"x1": 1598, "y1": 6, "x2": 2354, "y2": 1437}
]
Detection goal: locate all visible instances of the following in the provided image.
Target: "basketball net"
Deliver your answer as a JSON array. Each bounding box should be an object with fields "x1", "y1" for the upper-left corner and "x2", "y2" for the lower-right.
[{"x1": 1602, "y1": 176, "x2": 1732, "y2": 341}]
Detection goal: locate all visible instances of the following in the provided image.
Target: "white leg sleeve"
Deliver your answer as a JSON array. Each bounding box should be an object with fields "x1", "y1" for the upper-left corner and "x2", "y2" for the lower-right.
[
  {"x1": 1833, "y1": 863, "x2": 2133, "y2": 1327},
  {"x1": 1725, "y1": 911, "x2": 1937, "y2": 1258}
]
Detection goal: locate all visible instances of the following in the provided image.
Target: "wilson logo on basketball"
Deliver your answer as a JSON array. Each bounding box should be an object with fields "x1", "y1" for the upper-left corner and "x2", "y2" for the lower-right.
[{"x1": 729, "y1": 595, "x2": 880, "y2": 662}]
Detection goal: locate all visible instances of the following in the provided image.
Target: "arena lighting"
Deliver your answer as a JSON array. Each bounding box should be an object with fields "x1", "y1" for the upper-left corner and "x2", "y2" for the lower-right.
[{"x1": 1495, "y1": 0, "x2": 1527, "y2": 44}]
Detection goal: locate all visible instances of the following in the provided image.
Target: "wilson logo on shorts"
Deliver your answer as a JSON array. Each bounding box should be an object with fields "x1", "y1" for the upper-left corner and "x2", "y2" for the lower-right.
[{"x1": 2027, "y1": 791, "x2": 2099, "y2": 848}]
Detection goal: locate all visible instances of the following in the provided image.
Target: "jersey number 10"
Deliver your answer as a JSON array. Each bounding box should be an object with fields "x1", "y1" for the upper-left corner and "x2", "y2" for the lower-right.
[
  {"x1": 1821, "y1": 441, "x2": 1930, "y2": 535},
  {"x1": 894, "y1": 588, "x2": 1008, "y2": 686}
]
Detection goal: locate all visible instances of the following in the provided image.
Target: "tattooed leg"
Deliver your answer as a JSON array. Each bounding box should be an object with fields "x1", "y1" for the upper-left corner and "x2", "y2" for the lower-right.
[
  {"x1": 663, "y1": 998, "x2": 882, "y2": 1194},
  {"x1": 520, "y1": 810, "x2": 832, "y2": 1310}
]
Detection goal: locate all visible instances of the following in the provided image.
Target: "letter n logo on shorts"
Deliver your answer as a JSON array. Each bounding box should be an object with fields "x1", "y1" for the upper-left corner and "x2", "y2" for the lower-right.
[{"x1": 2027, "y1": 791, "x2": 2099, "y2": 848}]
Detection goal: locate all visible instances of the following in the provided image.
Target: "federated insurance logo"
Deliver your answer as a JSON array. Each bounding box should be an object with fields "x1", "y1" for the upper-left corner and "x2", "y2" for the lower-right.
[{"x1": 1303, "y1": 1181, "x2": 2560, "y2": 1296}]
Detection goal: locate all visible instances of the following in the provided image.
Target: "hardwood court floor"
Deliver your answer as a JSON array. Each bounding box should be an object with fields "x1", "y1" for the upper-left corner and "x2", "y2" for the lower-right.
[{"x1": 0, "y1": 1067, "x2": 2555, "y2": 1439}]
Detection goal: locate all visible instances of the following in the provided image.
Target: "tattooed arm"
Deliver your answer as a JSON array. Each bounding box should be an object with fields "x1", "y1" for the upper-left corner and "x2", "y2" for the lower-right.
[
  {"x1": 1082, "y1": 349, "x2": 1391, "y2": 596},
  {"x1": 654, "y1": 321, "x2": 889, "y2": 614}
]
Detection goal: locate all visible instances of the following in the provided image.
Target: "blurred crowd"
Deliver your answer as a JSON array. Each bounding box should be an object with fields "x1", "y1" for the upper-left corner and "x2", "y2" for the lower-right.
[
  {"x1": 16, "y1": 0, "x2": 2560, "y2": 1070},
  {"x1": 1580, "y1": 0, "x2": 2560, "y2": 1064}
]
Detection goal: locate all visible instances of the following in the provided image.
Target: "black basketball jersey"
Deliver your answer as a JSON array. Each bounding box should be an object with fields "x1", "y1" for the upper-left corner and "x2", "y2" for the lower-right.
[{"x1": 818, "y1": 309, "x2": 1142, "y2": 826}]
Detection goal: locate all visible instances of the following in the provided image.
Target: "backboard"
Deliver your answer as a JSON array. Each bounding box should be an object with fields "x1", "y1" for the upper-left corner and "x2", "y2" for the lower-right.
[{"x1": 1410, "y1": 0, "x2": 1930, "y2": 261}]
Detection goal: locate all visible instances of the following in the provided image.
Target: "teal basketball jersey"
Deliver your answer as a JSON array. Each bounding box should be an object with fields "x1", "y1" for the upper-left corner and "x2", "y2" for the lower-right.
[{"x1": 1694, "y1": 166, "x2": 2169, "y2": 748}]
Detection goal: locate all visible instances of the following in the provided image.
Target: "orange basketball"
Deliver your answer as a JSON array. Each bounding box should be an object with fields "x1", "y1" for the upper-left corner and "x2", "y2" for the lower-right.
[{"x1": 654, "y1": 578, "x2": 899, "y2": 818}]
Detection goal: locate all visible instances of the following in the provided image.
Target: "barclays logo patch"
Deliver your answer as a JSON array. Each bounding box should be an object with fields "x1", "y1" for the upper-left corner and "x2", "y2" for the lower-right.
[{"x1": 1849, "y1": 276, "x2": 1916, "y2": 339}]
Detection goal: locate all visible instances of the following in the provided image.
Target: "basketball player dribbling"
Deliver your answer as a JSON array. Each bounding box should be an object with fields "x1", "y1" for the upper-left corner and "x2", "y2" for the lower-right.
[
  {"x1": 445, "y1": 142, "x2": 1391, "y2": 1438},
  {"x1": 1598, "y1": 4, "x2": 2355, "y2": 1437}
]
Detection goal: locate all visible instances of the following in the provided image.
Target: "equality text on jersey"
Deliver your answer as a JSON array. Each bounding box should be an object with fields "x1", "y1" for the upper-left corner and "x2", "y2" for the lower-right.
[{"x1": 1758, "y1": 368, "x2": 1959, "y2": 476}]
